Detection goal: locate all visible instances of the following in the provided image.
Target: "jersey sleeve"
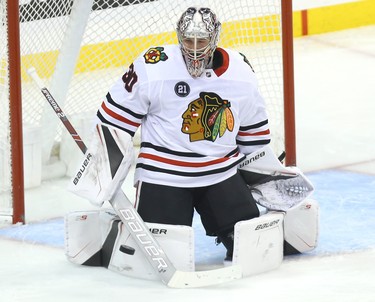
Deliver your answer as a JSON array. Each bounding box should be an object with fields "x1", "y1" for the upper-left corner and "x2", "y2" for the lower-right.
[
  {"x1": 236, "y1": 70, "x2": 271, "y2": 155},
  {"x1": 96, "y1": 56, "x2": 149, "y2": 137}
]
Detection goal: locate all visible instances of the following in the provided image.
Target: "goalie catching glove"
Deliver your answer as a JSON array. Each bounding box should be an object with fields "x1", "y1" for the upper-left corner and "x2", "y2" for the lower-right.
[
  {"x1": 68, "y1": 123, "x2": 134, "y2": 207},
  {"x1": 238, "y1": 146, "x2": 314, "y2": 211}
]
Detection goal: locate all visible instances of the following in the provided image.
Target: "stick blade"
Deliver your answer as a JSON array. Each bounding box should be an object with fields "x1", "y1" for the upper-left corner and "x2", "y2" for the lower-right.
[{"x1": 167, "y1": 265, "x2": 242, "y2": 288}]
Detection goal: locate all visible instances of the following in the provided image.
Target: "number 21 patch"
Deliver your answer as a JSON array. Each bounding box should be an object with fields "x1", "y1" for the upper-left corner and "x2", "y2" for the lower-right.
[{"x1": 174, "y1": 81, "x2": 190, "y2": 97}]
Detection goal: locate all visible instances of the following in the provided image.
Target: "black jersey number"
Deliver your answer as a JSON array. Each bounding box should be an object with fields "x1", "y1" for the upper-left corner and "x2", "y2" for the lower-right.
[{"x1": 122, "y1": 63, "x2": 138, "y2": 92}]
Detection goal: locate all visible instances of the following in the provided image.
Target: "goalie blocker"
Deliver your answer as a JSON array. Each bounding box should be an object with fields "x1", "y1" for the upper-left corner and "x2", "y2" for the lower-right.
[{"x1": 68, "y1": 123, "x2": 134, "y2": 207}]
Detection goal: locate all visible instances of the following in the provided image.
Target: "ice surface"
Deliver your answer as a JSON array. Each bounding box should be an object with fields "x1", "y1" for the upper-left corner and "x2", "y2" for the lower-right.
[{"x1": 1, "y1": 14, "x2": 375, "y2": 302}]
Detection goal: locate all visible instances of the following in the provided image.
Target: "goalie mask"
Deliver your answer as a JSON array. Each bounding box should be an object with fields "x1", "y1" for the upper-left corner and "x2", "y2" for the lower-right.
[{"x1": 176, "y1": 7, "x2": 221, "y2": 78}]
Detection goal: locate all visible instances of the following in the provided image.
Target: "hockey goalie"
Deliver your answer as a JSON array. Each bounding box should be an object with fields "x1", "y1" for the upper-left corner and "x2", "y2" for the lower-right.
[{"x1": 66, "y1": 6, "x2": 319, "y2": 282}]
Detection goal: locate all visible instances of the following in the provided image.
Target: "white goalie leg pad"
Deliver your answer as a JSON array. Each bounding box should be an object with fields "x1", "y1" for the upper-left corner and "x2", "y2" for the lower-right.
[
  {"x1": 232, "y1": 212, "x2": 284, "y2": 277},
  {"x1": 68, "y1": 123, "x2": 134, "y2": 207},
  {"x1": 238, "y1": 145, "x2": 314, "y2": 211},
  {"x1": 284, "y1": 199, "x2": 319, "y2": 254},
  {"x1": 65, "y1": 209, "x2": 195, "y2": 280},
  {"x1": 109, "y1": 222, "x2": 195, "y2": 280},
  {"x1": 65, "y1": 209, "x2": 117, "y2": 265}
]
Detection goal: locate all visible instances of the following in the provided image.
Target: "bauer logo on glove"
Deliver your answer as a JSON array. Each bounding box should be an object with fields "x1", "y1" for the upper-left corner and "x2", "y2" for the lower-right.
[{"x1": 238, "y1": 146, "x2": 314, "y2": 211}]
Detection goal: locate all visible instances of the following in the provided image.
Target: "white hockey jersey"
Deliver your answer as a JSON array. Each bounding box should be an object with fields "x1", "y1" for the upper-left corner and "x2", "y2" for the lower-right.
[{"x1": 97, "y1": 45, "x2": 271, "y2": 188}]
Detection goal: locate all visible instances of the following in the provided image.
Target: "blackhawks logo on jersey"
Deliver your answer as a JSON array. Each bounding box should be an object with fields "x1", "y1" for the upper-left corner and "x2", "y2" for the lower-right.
[
  {"x1": 143, "y1": 47, "x2": 168, "y2": 64},
  {"x1": 181, "y1": 92, "x2": 234, "y2": 142}
]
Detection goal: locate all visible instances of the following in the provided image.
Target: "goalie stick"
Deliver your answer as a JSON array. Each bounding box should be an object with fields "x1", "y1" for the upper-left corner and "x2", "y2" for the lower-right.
[{"x1": 27, "y1": 67, "x2": 242, "y2": 288}]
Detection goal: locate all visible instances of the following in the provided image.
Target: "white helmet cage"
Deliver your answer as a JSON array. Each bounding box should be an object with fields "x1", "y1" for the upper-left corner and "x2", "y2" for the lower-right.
[{"x1": 176, "y1": 7, "x2": 221, "y2": 77}]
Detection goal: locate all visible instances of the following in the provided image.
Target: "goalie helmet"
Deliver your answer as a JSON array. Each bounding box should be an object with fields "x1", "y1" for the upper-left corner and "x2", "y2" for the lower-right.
[{"x1": 176, "y1": 7, "x2": 221, "y2": 78}]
